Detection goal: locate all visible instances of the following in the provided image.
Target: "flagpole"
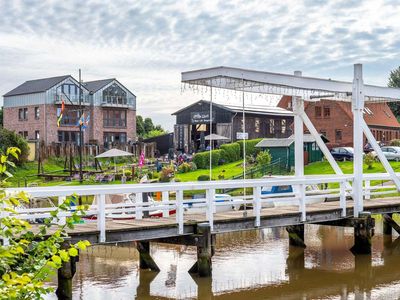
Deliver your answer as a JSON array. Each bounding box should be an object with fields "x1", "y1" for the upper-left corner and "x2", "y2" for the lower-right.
[{"x1": 79, "y1": 69, "x2": 83, "y2": 186}]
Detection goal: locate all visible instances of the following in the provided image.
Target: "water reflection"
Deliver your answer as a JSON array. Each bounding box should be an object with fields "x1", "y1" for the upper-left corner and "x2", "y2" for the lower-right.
[{"x1": 46, "y1": 218, "x2": 400, "y2": 299}]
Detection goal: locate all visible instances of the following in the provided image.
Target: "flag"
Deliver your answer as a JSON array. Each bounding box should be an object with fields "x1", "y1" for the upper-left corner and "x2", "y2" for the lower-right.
[
  {"x1": 139, "y1": 151, "x2": 145, "y2": 167},
  {"x1": 77, "y1": 113, "x2": 85, "y2": 127},
  {"x1": 57, "y1": 98, "x2": 65, "y2": 127},
  {"x1": 82, "y1": 113, "x2": 90, "y2": 131}
]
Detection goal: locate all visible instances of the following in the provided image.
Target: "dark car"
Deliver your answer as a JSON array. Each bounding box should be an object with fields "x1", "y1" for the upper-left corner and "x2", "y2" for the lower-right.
[
  {"x1": 330, "y1": 147, "x2": 354, "y2": 161},
  {"x1": 364, "y1": 141, "x2": 384, "y2": 153}
]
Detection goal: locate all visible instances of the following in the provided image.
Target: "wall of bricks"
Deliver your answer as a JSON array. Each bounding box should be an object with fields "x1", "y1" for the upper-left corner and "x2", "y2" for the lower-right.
[{"x1": 3, "y1": 104, "x2": 136, "y2": 145}]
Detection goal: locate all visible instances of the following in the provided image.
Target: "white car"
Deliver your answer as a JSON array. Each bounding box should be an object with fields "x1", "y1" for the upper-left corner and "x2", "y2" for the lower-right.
[{"x1": 381, "y1": 146, "x2": 400, "y2": 161}]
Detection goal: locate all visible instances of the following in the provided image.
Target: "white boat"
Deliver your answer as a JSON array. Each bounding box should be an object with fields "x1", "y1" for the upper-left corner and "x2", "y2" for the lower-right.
[
  {"x1": 184, "y1": 194, "x2": 241, "y2": 214},
  {"x1": 261, "y1": 183, "x2": 324, "y2": 207}
]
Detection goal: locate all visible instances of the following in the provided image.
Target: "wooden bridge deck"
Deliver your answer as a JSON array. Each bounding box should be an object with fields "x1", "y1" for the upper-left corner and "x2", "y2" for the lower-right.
[{"x1": 49, "y1": 198, "x2": 400, "y2": 244}]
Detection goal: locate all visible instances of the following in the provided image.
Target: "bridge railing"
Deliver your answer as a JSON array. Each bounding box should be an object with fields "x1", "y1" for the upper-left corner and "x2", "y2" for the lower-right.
[{"x1": 6, "y1": 173, "x2": 399, "y2": 243}]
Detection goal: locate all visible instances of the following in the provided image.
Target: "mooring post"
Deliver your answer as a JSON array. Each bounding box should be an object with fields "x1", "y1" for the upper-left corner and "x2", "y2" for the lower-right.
[
  {"x1": 56, "y1": 241, "x2": 78, "y2": 300},
  {"x1": 350, "y1": 213, "x2": 375, "y2": 255},
  {"x1": 136, "y1": 241, "x2": 160, "y2": 272},
  {"x1": 189, "y1": 223, "x2": 212, "y2": 277},
  {"x1": 286, "y1": 224, "x2": 306, "y2": 248}
]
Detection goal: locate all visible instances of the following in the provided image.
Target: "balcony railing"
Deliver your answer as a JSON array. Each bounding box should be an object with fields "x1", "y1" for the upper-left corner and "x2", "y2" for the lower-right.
[
  {"x1": 100, "y1": 96, "x2": 135, "y2": 108},
  {"x1": 53, "y1": 94, "x2": 91, "y2": 106}
]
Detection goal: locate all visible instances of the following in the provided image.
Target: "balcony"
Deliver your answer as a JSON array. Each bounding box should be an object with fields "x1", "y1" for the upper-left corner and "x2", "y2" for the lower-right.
[
  {"x1": 100, "y1": 96, "x2": 135, "y2": 108},
  {"x1": 53, "y1": 94, "x2": 91, "y2": 106}
]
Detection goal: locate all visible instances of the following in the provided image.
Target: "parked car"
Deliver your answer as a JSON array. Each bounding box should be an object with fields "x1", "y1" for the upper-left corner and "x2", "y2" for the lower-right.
[
  {"x1": 330, "y1": 147, "x2": 354, "y2": 161},
  {"x1": 380, "y1": 146, "x2": 400, "y2": 161}
]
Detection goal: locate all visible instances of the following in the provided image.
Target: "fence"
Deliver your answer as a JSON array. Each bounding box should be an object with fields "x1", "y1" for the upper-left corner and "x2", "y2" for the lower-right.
[
  {"x1": 6, "y1": 172, "x2": 398, "y2": 244},
  {"x1": 35, "y1": 141, "x2": 156, "y2": 160}
]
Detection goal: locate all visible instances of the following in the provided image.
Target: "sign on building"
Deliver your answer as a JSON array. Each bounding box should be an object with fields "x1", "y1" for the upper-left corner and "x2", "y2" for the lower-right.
[
  {"x1": 191, "y1": 112, "x2": 215, "y2": 124},
  {"x1": 236, "y1": 132, "x2": 248, "y2": 140}
]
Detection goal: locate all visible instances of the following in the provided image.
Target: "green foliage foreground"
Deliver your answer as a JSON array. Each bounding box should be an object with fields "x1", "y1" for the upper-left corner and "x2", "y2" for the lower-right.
[{"x1": 0, "y1": 147, "x2": 90, "y2": 299}]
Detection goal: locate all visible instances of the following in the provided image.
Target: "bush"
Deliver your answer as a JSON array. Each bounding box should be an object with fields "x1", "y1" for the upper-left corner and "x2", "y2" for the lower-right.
[
  {"x1": 390, "y1": 139, "x2": 400, "y2": 146},
  {"x1": 0, "y1": 128, "x2": 29, "y2": 165},
  {"x1": 190, "y1": 162, "x2": 197, "y2": 171},
  {"x1": 256, "y1": 150, "x2": 272, "y2": 166},
  {"x1": 236, "y1": 138, "x2": 263, "y2": 157},
  {"x1": 193, "y1": 150, "x2": 223, "y2": 169},
  {"x1": 364, "y1": 152, "x2": 375, "y2": 169},
  {"x1": 178, "y1": 162, "x2": 192, "y2": 173},
  {"x1": 197, "y1": 174, "x2": 210, "y2": 181},
  {"x1": 159, "y1": 166, "x2": 174, "y2": 182},
  {"x1": 220, "y1": 143, "x2": 241, "y2": 162}
]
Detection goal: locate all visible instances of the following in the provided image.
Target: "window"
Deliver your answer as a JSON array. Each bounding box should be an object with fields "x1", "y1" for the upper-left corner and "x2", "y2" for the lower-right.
[
  {"x1": 62, "y1": 84, "x2": 80, "y2": 101},
  {"x1": 103, "y1": 132, "x2": 127, "y2": 145},
  {"x1": 34, "y1": 107, "x2": 40, "y2": 120},
  {"x1": 58, "y1": 131, "x2": 80, "y2": 144},
  {"x1": 35, "y1": 130, "x2": 40, "y2": 140},
  {"x1": 269, "y1": 119, "x2": 275, "y2": 134},
  {"x1": 103, "y1": 109, "x2": 127, "y2": 128},
  {"x1": 18, "y1": 131, "x2": 28, "y2": 139},
  {"x1": 102, "y1": 83, "x2": 127, "y2": 105},
  {"x1": 323, "y1": 106, "x2": 331, "y2": 118},
  {"x1": 60, "y1": 109, "x2": 80, "y2": 126},
  {"x1": 335, "y1": 129, "x2": 342, "y2": 142},
  {"x1": 281, "y1": 119, "x2": 286, "y2": 134},
  {"x1": 315, "y1": 106, "x2": 322, "y2": 118},
  {"x1": 18, "y1": 108, "x2": 28, "y2": 121},
  {"x1": 254, "y1": 118, "x2": 260, "y2": 133}
]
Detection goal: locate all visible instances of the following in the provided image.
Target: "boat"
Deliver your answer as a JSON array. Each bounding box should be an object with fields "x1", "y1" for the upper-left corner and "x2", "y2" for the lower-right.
[
  {"x1": 261, "y1": 181, "x2": 324, "y2": 207},
  {"x1": 184, "y1": 194, "x2": 241, "y2": 214}
]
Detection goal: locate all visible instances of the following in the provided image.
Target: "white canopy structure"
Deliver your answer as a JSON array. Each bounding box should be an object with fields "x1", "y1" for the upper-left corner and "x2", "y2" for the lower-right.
[
  {"x1": 96, "y1": 148, "x2": 133, "y2": 173},
  {"x1": 95, "y1": 148, "x2": 133, "y2": 159},
  {"x1": 204, "y1": 133, "x2": 230, "y2": 141},
  {"x1": 182, "y1": 64, "x2": 400, "y2": 218}
]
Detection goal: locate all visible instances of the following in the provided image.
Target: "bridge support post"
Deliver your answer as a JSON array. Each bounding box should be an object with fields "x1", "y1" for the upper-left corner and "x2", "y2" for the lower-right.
[
  {"x1": 350, "y1": 213, "x2": 375, "y2": 255},
  {"x1": 286, "y1": 224, "x2": 306, "y2": 248},
  {"x1": 56, "y1": 242, "x2": 78, "y2": 300},
  {"x1": 189, "y1": 223, "x2": 213, "y2": 277},
  {"x1": 383, "y1": 213, "x2": 393, "y2": 236},
  {"x1": 137, "y1": 241, "x2": 160, "y2": 272}
]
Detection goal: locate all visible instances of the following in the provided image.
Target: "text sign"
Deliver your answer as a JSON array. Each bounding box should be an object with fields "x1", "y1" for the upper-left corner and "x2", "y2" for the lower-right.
[
  {"x1": 191, "y1": 112, "x2": 215, "y2": 124},
  {"x1": 236, "y1": 132, "x2": 248, "y2": 140}
]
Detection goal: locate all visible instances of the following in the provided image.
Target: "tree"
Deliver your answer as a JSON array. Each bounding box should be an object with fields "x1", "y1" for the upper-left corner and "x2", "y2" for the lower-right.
[
  {"x1": 388, "y1": 66, "x2": 400, "y2": 117},
  {"x1": 136, "y1": 115, "x2": 145, "y2": 137},
  {"x1": 144, "y1": 129, "x2": 166, "y2": 139},
  {"x1": 144, "y1": 117, "x2": 154, "y2": 133},
  {"x1": 0, "y1": 147, "x2": 89, "y2": 299},
  {"x1": 0, "y1": 129, "x2": 29, "y2": 165}
]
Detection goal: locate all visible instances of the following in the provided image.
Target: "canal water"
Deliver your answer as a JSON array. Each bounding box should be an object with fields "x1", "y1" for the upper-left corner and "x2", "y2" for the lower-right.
[{"x1": 47, "y1": 218, "x2": 400, "y2": 299}]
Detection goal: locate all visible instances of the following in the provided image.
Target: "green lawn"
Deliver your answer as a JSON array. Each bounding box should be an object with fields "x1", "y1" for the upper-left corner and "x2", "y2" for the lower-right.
[
  {"x1": 175, "y1": 160, "x2": 244, "y2": 181},
  {"x1": 304, "y1": 160, "x2": 400, "y2": 175}
]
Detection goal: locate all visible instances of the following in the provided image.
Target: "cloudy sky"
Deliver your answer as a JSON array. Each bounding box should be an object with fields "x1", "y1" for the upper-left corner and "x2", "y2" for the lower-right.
[{"x1": 0, "y1": 0, "x2": 399, "y2": 130}]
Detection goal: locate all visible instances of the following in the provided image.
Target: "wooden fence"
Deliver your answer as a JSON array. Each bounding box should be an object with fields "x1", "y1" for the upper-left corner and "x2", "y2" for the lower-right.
[{"x1": 35, "y1": 142, "x2": 156, "y2": 160}]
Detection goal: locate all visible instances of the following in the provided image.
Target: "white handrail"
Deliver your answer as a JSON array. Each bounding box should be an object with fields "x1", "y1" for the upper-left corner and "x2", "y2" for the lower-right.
[{"x1": 6, "y1": 174, "x2": 399, "y2": 244}]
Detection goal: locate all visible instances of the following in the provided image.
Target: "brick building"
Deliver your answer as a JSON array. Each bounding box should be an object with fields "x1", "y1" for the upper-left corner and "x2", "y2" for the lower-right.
[
  {"x1": 278, "y1": 96, "x2": 400, "y2": 147},
  {"x1": 3, "y1": 75, "x2": 136, "y2": 148}
]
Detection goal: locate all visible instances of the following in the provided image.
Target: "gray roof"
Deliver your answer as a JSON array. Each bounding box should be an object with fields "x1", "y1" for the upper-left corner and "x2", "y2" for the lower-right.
[
  {"x1": 4, "y1": 75, "x2": 71, "y2": 97},
  {"x1": 256, "y1": 133, "x2": 329, "y2": 148},
  {"x1": 256, "y1": 138, "x2": 294, "y2": 148},
  {"x1": 172, "y1": 99, "x2": 293, "y2": 116},
  {"x1": 83, "y1": 78, "x2": 114, "y2": 93}
]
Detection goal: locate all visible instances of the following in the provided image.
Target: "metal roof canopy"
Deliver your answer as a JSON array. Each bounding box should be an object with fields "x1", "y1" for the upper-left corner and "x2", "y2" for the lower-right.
[{"x1": 181, "y1": 66, "x2": 400, "y2": 102}]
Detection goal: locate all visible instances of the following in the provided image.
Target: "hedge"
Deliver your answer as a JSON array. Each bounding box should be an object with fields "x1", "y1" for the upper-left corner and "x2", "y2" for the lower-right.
[
  {"x1": 236, "y1": 138, "x2": 263, "y2": 157},
  {"x1": 0, "y1": 128, "x2": 30, "y2": 165},
  {"x1": 193, "y1": 149, "x2": 223, "y2": 169},
  {"x1": 220, "y1": 143, "x2": 241, "y2": 163}
]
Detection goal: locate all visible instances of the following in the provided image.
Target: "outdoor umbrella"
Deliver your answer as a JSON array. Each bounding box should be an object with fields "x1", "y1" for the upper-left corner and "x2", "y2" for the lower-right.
[
  {"x1": 203, "y1": 134, "x2": 230, "y2": 141},
  {"x1": 95, "y1": 148, "x2": 133, "y2": 173}
]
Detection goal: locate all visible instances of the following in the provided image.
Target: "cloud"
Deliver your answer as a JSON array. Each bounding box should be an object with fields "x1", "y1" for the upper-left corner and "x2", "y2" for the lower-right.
[{"x1": 0, "y1": 0, "x2": 400, "y2": 129}]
